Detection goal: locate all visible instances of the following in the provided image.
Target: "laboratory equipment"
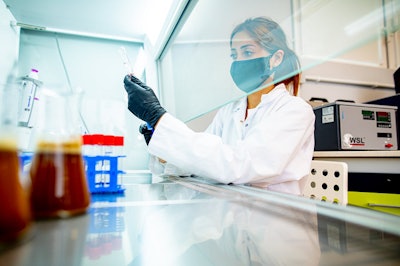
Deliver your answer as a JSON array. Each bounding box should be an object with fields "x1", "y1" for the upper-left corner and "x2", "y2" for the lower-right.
[
  {"x1": 366, "y1": 94, "x2": 400, "y2": 150},
  {"x1": 0, "y1": 82, "x2": 32, "y2": 248},
  {"x1": 82, "y1": 134, "x2": 125, "y2": 194},
  {"x1": 18, "y1": 68, "x2": 41, "y2": 128},
  {"x1": 303, "y1": 160, "x2": 348, "y2": 205},
  {"x1": 29, "y1": 88, "x2": 90, "y2": 218},
  {"x1": 314, "y1": 102, "x2": 398, "y2": 151},
  {"x1": 84, "y1": 155, "x2": 125, "y2": 194},
  {"x1": 118, "y1": 46, "x2": 133, "y2": 75},
  {"x1": 394, "y1": 66, "x2": 400, "y2": 94}
]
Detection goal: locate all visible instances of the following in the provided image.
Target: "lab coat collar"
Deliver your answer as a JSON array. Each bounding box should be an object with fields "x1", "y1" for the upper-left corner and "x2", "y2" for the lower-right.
[
  {"x1": 259, "y1": 83, "x2": 288, "y2": 104},
  {"x1": 231, "y1": 83, "x2": 287, "y2": 124},
  {"x1": 232, "y1": 83, "x2": 288, "y2": 114}
]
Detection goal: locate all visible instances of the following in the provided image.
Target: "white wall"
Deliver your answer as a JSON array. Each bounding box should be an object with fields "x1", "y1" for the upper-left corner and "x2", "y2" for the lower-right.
[
  {"x1": 0, "y1": 0, "x2": 19, "y2": 84},
  {"x1": 0, "y1": 1, "x2": 20, "y2": 138}
]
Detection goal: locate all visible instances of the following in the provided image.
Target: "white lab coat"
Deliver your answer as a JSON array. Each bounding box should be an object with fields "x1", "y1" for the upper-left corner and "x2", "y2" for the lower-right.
[{"x1": 148, "y1": 84, "x2": 315, "y2": 195}]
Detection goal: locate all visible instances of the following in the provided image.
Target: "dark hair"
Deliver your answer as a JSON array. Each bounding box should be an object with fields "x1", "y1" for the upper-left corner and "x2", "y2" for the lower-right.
[{"x1": 230, "y1": 17, "x2": 301, "y2": 96}]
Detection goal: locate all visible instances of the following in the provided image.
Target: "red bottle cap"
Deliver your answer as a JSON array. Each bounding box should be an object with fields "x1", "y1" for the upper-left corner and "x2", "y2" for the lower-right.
[
  {"x1": 82, "y1": 134, "x2": 93, "y2": 145},
  {"x1": 114, "y1": 136, "x2": 124, "y2": 146},
  {"x1": 91, "y1": 134, "x2": 104, "y2": 145},
  {"x1": 103, "y1": 135, "x2": 115, "y2": 146}
]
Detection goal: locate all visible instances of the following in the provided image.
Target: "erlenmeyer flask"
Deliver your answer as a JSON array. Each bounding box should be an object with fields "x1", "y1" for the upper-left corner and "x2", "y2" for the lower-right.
[
  {"x1": 29, "y1": 87, "x2": 90, "y2": 219},
  {"x1": 0, "y1": 82, "x2": 32, "y2": 248}
]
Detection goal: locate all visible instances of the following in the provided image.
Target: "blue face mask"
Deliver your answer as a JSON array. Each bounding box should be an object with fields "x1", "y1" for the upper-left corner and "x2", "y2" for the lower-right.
[{"x1": 230, "y1": 55, "x2": 274, "y2": 93}]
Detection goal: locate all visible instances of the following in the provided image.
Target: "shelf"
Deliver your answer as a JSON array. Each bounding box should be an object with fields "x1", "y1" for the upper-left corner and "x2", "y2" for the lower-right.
[
  {"x1": 313, "y1": 150, "x2": 400, "y2": 174},
  {"x1": 314, "y1": 150, "x2": 400, "y2": 158}
]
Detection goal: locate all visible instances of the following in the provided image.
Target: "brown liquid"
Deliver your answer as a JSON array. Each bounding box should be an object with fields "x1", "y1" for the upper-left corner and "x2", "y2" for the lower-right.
[
  {"x1": 30, "y1": 140, "x2": 90, "y2": 219},
  {"x1": 0, "y1": 142, "x2": 32, "y2": 243}
]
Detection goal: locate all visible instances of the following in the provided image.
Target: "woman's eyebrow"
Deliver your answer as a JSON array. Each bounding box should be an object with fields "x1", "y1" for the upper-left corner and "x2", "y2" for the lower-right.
[{"x1": 240, "y1": 44, "x2": 255, "y2": 50}]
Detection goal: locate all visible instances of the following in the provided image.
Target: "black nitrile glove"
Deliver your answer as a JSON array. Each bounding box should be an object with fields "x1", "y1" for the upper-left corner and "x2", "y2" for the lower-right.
[
  {"x1": 123, "y1": 75, "x2": 167, "y2": 128},
  {"x1": 139, "y1": 123, "x2": 153, "y2": 145}
]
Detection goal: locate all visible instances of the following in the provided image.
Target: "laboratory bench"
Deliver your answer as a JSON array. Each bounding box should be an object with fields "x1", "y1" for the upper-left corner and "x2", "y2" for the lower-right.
[{"x1": 1, "y1": 175, "x2": 399, "y2": 266}]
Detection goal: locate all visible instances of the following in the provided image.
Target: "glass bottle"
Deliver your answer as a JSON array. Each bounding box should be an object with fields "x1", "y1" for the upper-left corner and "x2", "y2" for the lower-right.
[
  {"x1": 0, "y1": 81, "x2": 32, "y2": 248},
  {"x1": 29, "y1": 88, "x2": 90, "y2": 219}
]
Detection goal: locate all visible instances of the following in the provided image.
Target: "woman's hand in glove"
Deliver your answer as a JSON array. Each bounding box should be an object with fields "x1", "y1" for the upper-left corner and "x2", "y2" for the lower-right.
[
  {"x1": 139, "y1": 123, "x2": 153, "y2": 145},
  {"x1": 123, "y1": 75, "x2": 167, "y2": 128}
]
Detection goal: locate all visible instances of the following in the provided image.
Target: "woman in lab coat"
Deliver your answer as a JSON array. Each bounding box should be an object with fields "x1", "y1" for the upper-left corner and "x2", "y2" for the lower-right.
[{"x1": 124, "y1": 17, "x2": 315, "y2": 195}]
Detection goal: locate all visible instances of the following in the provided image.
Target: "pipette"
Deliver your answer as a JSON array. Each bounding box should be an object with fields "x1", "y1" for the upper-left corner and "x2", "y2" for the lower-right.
[
  {"x1": 118, "y1": 46, "x2": 133, "y2": 75},
  {"x1": 118, "y1": 46, "x2": 153, "y2": 131}
]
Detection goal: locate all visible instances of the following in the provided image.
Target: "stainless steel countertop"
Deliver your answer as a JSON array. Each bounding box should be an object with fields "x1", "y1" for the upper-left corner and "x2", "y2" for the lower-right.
[{"x1": 1, "y1": 176, "x2": 399, "y2": 266}]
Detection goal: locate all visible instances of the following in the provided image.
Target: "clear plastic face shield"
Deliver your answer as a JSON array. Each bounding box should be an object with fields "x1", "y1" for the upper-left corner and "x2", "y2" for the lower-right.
[{"x1": 157, "y1": 0, "x2": 398, "y2": 122}]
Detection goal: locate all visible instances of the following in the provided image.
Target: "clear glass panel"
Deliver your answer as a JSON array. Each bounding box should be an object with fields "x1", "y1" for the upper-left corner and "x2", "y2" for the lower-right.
[
  {"x1": 159, "y1": 0, "x2": 400, "y2": 123},
  {"x1": 18, "y1": 31, "x2": 147, "y2": 169},
  {"x1": 297, "y1": 0, "x2": 384, "y2": 65}
]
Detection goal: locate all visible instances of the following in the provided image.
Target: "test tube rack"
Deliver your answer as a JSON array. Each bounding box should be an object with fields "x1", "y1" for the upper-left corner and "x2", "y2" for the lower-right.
[{"x1": 83, "y1": 156, "x2": 125, "y2": 194}]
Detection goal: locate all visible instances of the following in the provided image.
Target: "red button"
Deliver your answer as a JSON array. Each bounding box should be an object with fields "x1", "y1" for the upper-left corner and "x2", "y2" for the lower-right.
[{"x1": 385, "y1": 143, "x2": 393, "y2": 148}]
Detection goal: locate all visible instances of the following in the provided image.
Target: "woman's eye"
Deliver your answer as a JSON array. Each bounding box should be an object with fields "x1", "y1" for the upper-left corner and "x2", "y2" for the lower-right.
[
  {"x1": 244, "y1": 50, "x2": 253, "y2": 57},
  {"x1": 230, "y1": 53, "x2": 237, "y2": 60}
]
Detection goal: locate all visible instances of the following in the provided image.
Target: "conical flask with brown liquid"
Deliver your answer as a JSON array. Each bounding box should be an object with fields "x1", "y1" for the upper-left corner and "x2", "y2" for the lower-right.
[
  {"x1": 0, "y1": 81, "x2": 32, "y2": 248},
  {"x1": 29, "y1": 88, "x2": 90, "y2": 219}
]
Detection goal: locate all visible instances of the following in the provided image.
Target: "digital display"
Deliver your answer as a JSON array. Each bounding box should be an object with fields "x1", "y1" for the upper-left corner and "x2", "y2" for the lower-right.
[
  {"x1": 376, "y1": 111, "x2": 390, "y2": 122},
  {"x1": 376, "y1": 111, "x2": 392, "y2": 128},
  {"x1": 377, "y1": 132, "x2": 392, "y2": 138},
  {"x1": 362, "y1": 110, "x2": 374, "y2": 120}
]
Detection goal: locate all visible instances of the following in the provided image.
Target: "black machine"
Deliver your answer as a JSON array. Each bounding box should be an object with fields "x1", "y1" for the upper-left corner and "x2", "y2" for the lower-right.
[
  {"x1": 365, "y1": 67, "x2": 400, "y2": 148},
  {"x1": 394, "y1": 66, "x2": 400, "y2": 94}
]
